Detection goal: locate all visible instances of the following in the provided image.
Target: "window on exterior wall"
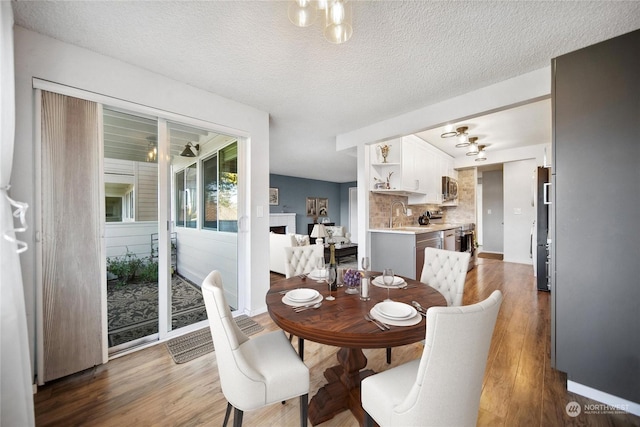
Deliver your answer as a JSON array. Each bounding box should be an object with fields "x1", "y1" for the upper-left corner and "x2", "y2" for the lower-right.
[
  {"x1": 105, "y1": 197, "x2": 122, "y2": 222},
  {"x1": 175, "y1": 163, "x2": 197, "y2": 228},
  {"x1": 202, "y1": 154, "x2": 218, "y2": 230},
  {"x1": 219, "y1": 143, "x2": 238, "y2": 232},
  {"x1": 175, "y1": 169, "x2": 185, "y2": 227},
  {"x1": 175, "y1": 141, "x2": 238, "y2": 232},
  {"x1": 184, "y1": 164, "x2": 198, "y2": 228},
  {"x1": 123, "y1": 190, "x2": 134, "y2": 222}
]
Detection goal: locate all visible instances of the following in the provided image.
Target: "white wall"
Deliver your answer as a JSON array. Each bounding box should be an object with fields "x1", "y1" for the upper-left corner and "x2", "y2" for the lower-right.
[
  {"x1": 12, "y1": 27, "x2": 270, "y2": 379},
  {"x1": 503, "y1": 159, "x2": 537, "y2": 264}
]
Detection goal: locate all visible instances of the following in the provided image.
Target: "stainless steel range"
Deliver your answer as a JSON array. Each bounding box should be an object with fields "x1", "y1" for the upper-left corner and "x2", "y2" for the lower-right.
[{"x1": 456, "y1": 223, "x2": 475, "y2": 271}]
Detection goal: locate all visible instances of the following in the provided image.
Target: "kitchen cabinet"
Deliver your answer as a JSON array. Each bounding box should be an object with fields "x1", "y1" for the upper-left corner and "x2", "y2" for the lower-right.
[
  {"x1": 370, "y1": 230, "x2": 442, "y2": 280},
  {"x1": 369, "y1": 136, "x2": 425, "y2": 196}
]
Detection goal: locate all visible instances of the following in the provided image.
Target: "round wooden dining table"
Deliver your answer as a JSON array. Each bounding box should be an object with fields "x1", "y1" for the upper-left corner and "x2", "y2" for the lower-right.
[{"x1": 266, "y1": 272, "x2": 447, "y2": 426}]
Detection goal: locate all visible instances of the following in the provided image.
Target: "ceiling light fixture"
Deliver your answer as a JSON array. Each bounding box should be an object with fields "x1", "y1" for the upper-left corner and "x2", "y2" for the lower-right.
[
  {"x1": 288, "y1": 0, "x2": 353, "y2": 44},
  {"x1": 441, "y1": 126, "x2": 468, "y2": 141},
  {"x1": 288, "y1": 0, "x2": 317, "y2": 27},
  {"x1": 466, "y1": 137, "x2": 480, "y2": 156},
  {"x1": 146, "y1": 136, "x2": 157, "y2": 162},
  {"x1": 180, "y1": 142, "x2": 200, "y2": 157},
  {"x1": 475, "y1": 145, "x2": 487, "y2": 161}
]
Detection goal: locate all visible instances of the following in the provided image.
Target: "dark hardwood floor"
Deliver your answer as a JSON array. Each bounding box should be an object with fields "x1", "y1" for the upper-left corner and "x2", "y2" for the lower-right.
[{"x1": 34, "y1": 257, "x2": 640, "y2": 426}]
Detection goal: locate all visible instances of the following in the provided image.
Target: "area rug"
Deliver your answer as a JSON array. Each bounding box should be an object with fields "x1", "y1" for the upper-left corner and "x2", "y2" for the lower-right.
[
  {"x1": 107, "y1": 275, "x2": 208, "y2": 347},
  {"x1": 478, "y1": 252, "x2": 504, "y2": 260},
  {"x1": 166, "y1": 315, "x2": 264, "y2": 364}
]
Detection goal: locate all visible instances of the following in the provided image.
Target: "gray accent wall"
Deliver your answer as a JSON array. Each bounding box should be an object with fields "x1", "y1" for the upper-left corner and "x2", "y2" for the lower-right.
[
  {"x1": 481, "y1": 170, "x2": 504, "y2": 253},
  {"x1": 269, "y1": 174, "x2": 356, "y2": 235},
  {"x1": 552, "y1": 29, "x2": 639, "y2": 403}
]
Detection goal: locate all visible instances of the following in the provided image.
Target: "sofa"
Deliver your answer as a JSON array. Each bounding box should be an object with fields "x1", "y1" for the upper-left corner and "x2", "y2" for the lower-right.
[
  {"x1": 270, "y1": 232, "x2": 310, "y2": 275},
  {"x1": 324, "y1": 226, "x2": 351, "y2": 245}
]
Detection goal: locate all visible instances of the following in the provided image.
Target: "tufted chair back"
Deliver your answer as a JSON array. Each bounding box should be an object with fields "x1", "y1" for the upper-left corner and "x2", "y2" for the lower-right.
[
  {"x1": 420, "y1": 247, "x2": 470, "y2": 306},
  {"x1": 284, "y1": 245, "x2": 325, "y2": 278}
]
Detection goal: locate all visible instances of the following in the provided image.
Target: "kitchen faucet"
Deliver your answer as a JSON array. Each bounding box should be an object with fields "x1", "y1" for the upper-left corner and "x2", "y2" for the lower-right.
[{"x1": 389, "y1": 201, "x2": 407, "y2": 228}]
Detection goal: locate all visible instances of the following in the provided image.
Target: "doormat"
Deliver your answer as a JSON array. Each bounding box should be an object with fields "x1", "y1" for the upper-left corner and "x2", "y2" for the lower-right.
[
  {"x1": 165, "y1": 315, "x2": 264, "y2": 364},
  {"x1": 478, "y1": 252, "x2": 504, "y2": 260}
]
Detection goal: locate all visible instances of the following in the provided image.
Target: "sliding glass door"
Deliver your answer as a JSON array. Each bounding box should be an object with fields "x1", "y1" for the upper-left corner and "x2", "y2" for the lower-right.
[{"x1": 105, "y1": 111, "x2": 241, "y2": 352}]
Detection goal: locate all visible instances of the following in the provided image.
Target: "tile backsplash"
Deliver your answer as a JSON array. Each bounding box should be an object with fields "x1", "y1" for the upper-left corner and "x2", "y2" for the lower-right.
[{"x1": 368, "y1": 168, "x2": 476, "y2": 228}]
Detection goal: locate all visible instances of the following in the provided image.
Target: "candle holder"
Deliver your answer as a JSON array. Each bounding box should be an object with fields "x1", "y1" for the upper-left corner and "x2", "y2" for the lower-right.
[{"x1": 359, "y1": 277, "x2": 371, "y2": 301}]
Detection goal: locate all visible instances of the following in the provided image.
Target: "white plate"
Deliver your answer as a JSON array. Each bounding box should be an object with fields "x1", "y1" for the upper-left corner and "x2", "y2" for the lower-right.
[
  {"x1": 372, "y1": 276, "x2": 406, "y2": 288},
  {"x1": 282, "y1": 294, "x2": 324, "y2": 307},
  {"x1": 369, "y1": 307, "x2": 422, "y2": 327},
  {"x1": 374, "y1": 301, "x2": 417, "y2": 319},
  {"x1": 285, "y1": 288, "x2": 319, "y2": 302},
  {"x1": 307, "y1": 269, "x2": 327, "y2": 280}
]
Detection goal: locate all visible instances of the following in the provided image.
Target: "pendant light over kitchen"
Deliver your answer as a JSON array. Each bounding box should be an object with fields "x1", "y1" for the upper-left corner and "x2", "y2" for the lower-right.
[{"x1": 288, "y1": 0, "x2": 353, "y2": 44}]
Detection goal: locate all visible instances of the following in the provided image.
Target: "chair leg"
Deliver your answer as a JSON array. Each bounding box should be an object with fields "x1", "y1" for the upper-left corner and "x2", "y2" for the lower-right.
[
  {"x1": 364, "y1": 410, "x2": 374, "y2": 427},
  {"x1": 232, "y1": 407, "x2": 243, "y2": 427},
  {"x1": 298, "y1": 337, "x2": 305, "y2": 361},
  {"x1": 386, "y1": 347, "x2": 391, "y2": 364},
  {"x1": 223, "y1": 402, "x2": 232, "y2": 427},
  {"x1": 300, "y1": 393, "x2": 308, "y2": 427}
]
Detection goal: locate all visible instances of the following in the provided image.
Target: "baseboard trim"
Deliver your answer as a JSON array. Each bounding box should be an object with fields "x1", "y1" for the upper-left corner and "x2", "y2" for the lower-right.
[{"x1": 567, "y1": 380, "x2": 640, "y2": 417}]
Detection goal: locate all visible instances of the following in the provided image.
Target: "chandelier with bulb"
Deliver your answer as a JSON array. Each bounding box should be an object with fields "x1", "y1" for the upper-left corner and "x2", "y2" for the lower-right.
[{"x1": 288, "y1": 0, "x2": 353, "y2": 44}]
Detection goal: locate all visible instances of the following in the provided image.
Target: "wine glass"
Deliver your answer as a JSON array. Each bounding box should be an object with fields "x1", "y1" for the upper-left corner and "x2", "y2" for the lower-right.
[
  {"x1": 361, "y1": 256, "x2": 370, "y2": 274},
  {"x1": 382, "y1": 268, "x2": 394, "y2": 301},
  {"x1": 326, "y1": 268, "x2": 336, "y2": 301},
  {"x1": 315, "y1": 256, "x2": 325, "y2": 283}
]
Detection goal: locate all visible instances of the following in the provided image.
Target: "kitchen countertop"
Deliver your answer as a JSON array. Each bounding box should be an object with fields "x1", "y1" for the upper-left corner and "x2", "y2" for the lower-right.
[{"x1": 370, "y1": 224, "x2": 463, "y2": 234}]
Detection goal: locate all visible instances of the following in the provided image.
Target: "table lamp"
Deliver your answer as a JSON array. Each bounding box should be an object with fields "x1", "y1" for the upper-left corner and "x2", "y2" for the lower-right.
[{"x1": 310, "y1": 223, "x2": 327, "y2": 245}]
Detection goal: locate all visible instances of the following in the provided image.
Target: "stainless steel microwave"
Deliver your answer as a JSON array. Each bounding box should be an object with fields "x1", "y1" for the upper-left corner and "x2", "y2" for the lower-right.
[{"x1": 442, "y1": 176, "x2": 458, "y2": 202}]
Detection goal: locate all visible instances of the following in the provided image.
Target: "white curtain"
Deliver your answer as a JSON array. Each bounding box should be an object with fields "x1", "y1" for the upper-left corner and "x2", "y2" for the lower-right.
[{"x1": 0, "y1": 3, "x2": 36, "y2": 426}]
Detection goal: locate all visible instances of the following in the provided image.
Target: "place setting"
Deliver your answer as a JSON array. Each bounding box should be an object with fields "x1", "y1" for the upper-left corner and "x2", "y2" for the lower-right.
[
  {"x1": 281, "y1": 287, "x2": 324, "y2": 312},
  {"x1": 368, "y1": 300, "x2": 422, "y2": 327},
  {"x1": 371, "y1": 268, "x2": 406, "y2": 289}
]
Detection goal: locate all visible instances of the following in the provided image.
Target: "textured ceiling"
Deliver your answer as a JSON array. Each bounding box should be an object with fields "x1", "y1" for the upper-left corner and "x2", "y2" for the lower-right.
[{"x1": 12, "y1": 1, "x2": 640, "y2": 182}]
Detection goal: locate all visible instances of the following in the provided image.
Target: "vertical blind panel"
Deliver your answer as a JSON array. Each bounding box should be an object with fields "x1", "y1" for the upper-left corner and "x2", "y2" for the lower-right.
[{"x1": 41, "y1": 91, "x2": 103, "y2": 382}]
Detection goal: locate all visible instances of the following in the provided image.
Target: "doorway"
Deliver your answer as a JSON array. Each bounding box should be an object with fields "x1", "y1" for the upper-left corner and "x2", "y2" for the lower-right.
[{"x1": 480, "y1": 168, "x2": 504, "y2": 255}]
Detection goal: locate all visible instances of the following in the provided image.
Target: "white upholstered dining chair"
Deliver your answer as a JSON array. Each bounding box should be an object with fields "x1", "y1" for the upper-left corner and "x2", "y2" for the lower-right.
[
  {"x1": 284, "y1": 245, "x2": 324, "y2": 279},
  {"x1": 386, "y1": 247, "x2": 471, "y2": 364},
  {"x1": 202, "y1": 270, "x2": 310, "y2": 427},
  {"x1": 362, "y1": 290, "x2": 503, "y2": 427},
  {"x1": 420, "y1": 247, "x2": 471, "y2": 307}
]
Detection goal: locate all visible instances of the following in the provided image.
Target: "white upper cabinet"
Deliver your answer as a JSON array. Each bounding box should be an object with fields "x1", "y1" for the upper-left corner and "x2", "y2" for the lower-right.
[{"x1": 370, "y1": 135, "x2": 455, "y2": 205}]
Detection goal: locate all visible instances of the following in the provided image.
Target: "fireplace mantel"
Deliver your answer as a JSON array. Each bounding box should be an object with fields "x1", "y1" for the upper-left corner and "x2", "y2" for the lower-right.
[{"x1": 270, "y1": 213, "x2": 296, "y2": 234}]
